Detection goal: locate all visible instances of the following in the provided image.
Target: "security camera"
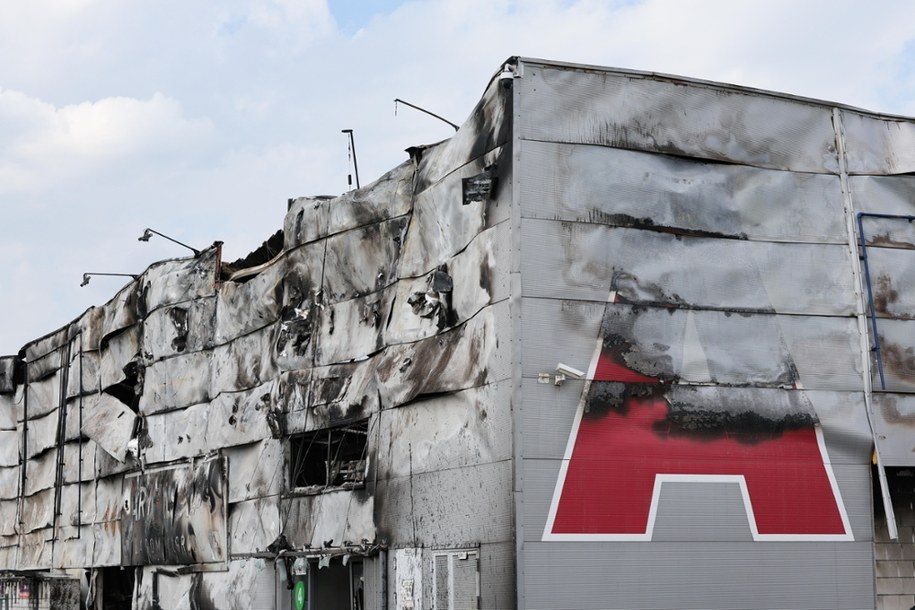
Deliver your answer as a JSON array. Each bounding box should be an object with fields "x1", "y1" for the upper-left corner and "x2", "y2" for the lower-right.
[
  {"x1": 556, "y1": 363, "x2": 585, "y2": 379},
  {"x1": 499, "y1": 66, "x2": 514, "y2": 89}
]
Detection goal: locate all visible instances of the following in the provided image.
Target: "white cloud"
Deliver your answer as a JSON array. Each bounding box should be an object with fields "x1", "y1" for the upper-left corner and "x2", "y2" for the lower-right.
[{"x1": 0, "y1": 89, "x2": 213, "y2": 193}]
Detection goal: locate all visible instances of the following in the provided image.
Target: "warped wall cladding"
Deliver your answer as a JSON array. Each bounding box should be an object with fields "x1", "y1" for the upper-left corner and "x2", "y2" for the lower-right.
[
  {"x1": 0, "y1": 58, "x2": 513, "y2": 610},
  {"x1": 512, "y1": 59, "x2": 904, "y2": 610}
]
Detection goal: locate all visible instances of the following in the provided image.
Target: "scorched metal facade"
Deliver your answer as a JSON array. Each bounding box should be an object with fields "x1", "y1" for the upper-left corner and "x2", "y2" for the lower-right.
[{"x1": 1, "y1": 57, "x2": 914, "y2": 609}]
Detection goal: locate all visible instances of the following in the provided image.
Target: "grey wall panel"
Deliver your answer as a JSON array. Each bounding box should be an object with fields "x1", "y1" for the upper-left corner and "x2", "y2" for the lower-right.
[
  {"x1": 228, "y1": 496, "x2": 280, "y2": 555},
  {"x1": 90, "y1": 519, "x2": 120, "y2": 566},
  {"x1": 58, "y1": 482, "x2": 92, "y2": 527},
  {"x1": 0, "y1": 430, "x2": 18, "y2": 467},
  {"x1": 520, "y1": 540, "x2": 874, "y2": 610},
  {"x1": 210, "y1": 324, "x2": 279, "y2": 396},
  {"x1": 852, "y1": 176, "x2": 915, "y2": 235},
  {"x1": 99, "y1": 282, "x2": 141, "y2": 341},
  {"x1": 24, "y1": 449, "x2": 57, "y2": 495},
  {"x1": 142, "y1": 297, "x2": 216, "y2": 361},
  {"x1": 314, "y1": 285, "x2": 396, "y2": 366},
  {"x1": 98, "y1": 324, "x2": 139, "y2": 390},
  {"x1": 140, "y1": 248, "x2": 218, "y2": 313},
  {"x1": 869, "y1": 318, "x2": 915, "y2": 392},
  {"x1": 53, "y1": 525, "x2": 94, "y2": 569},
  {"x1": 375, "y1": 381, "x2": 512, "y2": 480},
  {"x1": 226, "y1": 439, "x2": 283, "y2": 504},
  {"x1": 480, "y1": 541, "x2": 516, "y2": 610},
  {"x1": 520, "y1": 218, "x2": 855, "y2": 315},
  {"x1": 20, "y1": 488, "x2": 54, "y2": 533},
  {"x1": 0, "y1": 467, "x2": 17, "y2": 500},
  {"x1": 66, "y1": 349, "x2": 99, "y2": 398},
  {"x1": 858, "y1": 247, "x2": 915, "y2": 319},
  {"x1": 217, "y1": 257, "x2": 285, "y2": 344},
  {"x1": 413, "y1": 77, "x2": 511, "y2": 194},
  {"x1": 62, "y1": 441, "x2": 95, "y2": 483},
  {"x1": 400, "y1": 146, "x2": 509, "y2": 279},
  {"x1": 281, "y1": 490, "x2": 374, "y2": 550},
  {"x1": 0, "y1": 499, "x2": 18, "y2": 535},
  {"x1": 872, "y1": 393, "x2": 915, "y2": 466},
  {"x1": 375, "y1": 460, "x2": 512, "y2": 548},
  {"x1": 518, "y1": 139, "x2": 847, "y2": 244},
  {"x1": 0, "y1": 393, "x2": 17, "y2": 429},
  {"x1": 18, "y1": 530, "x2": 51, "y2": 570},
  {"x1": 842, "y1": 110, "x2": 915, "y2": 176},
  {"x1": 25, "y1": 408, "x2": 58, "y2": 458},
  {"x1": 322, "y1": 216, "x2": 409, "y2": 304},
  {"x1": 521, "y1": 299, "x2": 863, "y2": 391},
  {"x1": 386, "y1": 221, "x2": 509, "y2": 346},
  {"x1": 26, "y1": 373, "x2": 59, "y2": 419},
  {"x1": 139, "y1": 350, "x2": 212, "y2": 414},
  {"x1": 517, "y1": 62, "x2": 839, "y2": 174}
]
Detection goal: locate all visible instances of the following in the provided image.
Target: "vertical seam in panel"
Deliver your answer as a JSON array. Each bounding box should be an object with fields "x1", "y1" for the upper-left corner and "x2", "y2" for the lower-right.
[{"x1": 833, "y1": 107, "x2": 897, "y2": 556}]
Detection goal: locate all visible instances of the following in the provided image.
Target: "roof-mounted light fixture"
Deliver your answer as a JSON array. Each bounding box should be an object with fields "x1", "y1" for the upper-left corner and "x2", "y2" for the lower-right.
[
  {"x1": 80, "y1": 272, "x2": 139, "y2": 287},
  {"x1": 138, "y1": 228, "x2": 201, "y2": 256},
  {"x1": 342, "y1": 129, "x2": 361, "y2": 190}
]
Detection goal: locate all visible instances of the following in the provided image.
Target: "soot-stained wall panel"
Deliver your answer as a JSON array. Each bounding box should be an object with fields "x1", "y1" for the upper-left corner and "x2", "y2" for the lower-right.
[
  {"x1": 139, "y1": 349, "x2": 211, "y2": 414},
  {"x1": 140, "y1": 248, "x2": 219, "y2": 313},
  {"x1": 518, "y1": 139, "x2": 847, "y2": 244},
  {"x1": 216, "y1": 258, "x2": 285, "y2": 344},
  {"x1": 322, "y1": 216, "x2": 409, "y2": 304},
  {"x1": 0, "y1": 468, "x2": 18, "y2": 500},
  {"x1": 400, "y1": 147, "x2": 509, "y2": 279},
  {"x1": 841, "y1": 110, "x2": 915, "y2": 176},
  {"x1": 517, "y1": 62, "x2": 839, "y2": 174},
  {"x1": 520, "y1": 219, "x2": 855, "y2": 315},
  {"x1": 520, "y1": 299, "x2": 863, "y2": 391},
  {"x1": 227, "y1": 496, "x2": 280, "y2": 555},
  {"x1": 142, "y1": 298, "x2": 216, "y2": 362},
  {"x1": 374, "y1": 381, "x2": 512, "y2": 481},
  {"x1": 281, "y1": 490, "x2": 374, "y2": 550},
  {"x1": 25, "y1": 373, "x2": 59, "y2": 419},
  {"x1": 225, "y1": 439, "x2": 283, "y2": 504}
]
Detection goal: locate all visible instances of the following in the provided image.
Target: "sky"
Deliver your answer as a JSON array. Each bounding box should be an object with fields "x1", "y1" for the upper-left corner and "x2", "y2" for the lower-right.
[{"x1": 3, "y1": 0, "x2": 915, "y2": 355}]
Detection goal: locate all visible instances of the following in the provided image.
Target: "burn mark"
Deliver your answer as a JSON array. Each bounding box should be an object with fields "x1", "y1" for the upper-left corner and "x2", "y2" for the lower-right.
[
  {"x1": 586, "y1": 211, "x2": 748, "y2": 241},
  {"x1": 654, "y1": 406, "x2": 816, "y2": 445},
  {"x1": 869, "y1": 232, "x2": 915, "y2": 250},
  {"x1": 876, "y1": 396, "x2": 915, "y2": 427},
  {"x1": 584, "y1": 381, "x2": 669, "y2": 418},
  {"x1": 189, "y1": 573, "x2": 218, "y2": 610},
  {"x1": 407, "y1": 265, "x2": 456, "y2": 330},
  {"x1": 874, "y1": 274, "x2": 900, "y2": 315},
  {"x1": 880, "y1": 335, "x2": 915, "y2": 380},
  {"x1": 168, "y1": 306, "x2": 188, "y2": 352},
  {"x1": 103, "y1": 359, "x2": 144, "y2": 412},
  {"x1": 275, "y1": 306, "x2": 314, "y2": 358}
]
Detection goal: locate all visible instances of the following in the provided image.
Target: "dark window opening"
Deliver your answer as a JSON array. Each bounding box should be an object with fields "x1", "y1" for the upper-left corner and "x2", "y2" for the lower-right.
[
  {"x1": 100, "y1": 566, "x2": 135, "y2": 609},
  {"x1": 290, "y1": 421, "x2": 368, "y2": 491}
]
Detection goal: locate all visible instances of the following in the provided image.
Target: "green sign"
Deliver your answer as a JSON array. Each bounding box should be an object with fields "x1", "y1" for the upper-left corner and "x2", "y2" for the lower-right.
[{"x1": 294, "y1": 580, "x2": 307, "y2": 610}]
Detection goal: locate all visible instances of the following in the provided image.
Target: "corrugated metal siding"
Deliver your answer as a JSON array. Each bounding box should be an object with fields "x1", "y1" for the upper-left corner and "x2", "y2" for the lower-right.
[{"x1": 514, "y1": 59, "x2": 879, "y2": 610}]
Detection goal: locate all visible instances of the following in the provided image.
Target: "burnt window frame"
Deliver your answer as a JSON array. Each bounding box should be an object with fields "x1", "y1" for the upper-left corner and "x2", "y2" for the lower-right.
[{"x1": 288, "y1": 420, "x2": 369, "y2": 494}]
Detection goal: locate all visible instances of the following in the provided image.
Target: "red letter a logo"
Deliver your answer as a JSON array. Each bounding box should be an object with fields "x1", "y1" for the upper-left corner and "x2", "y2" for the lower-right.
[{"x1": 542, "y1": 307, "x2": 853, "y2": 542}]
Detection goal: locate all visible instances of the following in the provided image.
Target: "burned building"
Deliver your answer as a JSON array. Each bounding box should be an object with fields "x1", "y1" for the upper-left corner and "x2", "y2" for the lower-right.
[{"x1": 2, "y1": 57, "x2": 915, "y2": 609}]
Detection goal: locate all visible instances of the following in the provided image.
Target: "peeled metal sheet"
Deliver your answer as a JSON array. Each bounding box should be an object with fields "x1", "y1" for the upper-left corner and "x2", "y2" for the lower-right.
[
  {"x1": 216, "y1": 256, "x2": 285, "y2": 344},
  {"x1": 519, "y1": 139, "x2": 847, "y2": 244},
  {"x1": 387, "y1": 221, "x2": 508, "y2": 345},
  {"x1": 400, "y1": 147, "x2": 508, "y2": 278},
  {"x1": 61, "y1": 444, "x2": 94, "y2": 484},
  {"x1": 0, "y1": 467, "x2": 18, "y2": 500},
  {"x1": 521, "y1": 219, "x2": 855, "y2": 315},
  {"x1": 412, "y1": 76, "x2": 511, "y2": 194},
  {"x1": 140, "y1": 247, "x2": 218, "y2": 313},
  {"x1": 53, "y1": 525, "x2": 95, "y2": 569},
  {"x1": 227, "y1": 496, "x2": 280, "y2": 555},
  {"x1": 25, "y1": 349, "x2": 61, "y2": 383},
  {"x1": 24, "y1": 450, "x2": 57, "y2": 495},
  {"x1": 0, "y1": 430, "x2": 18, "y2": 467},
  {"x1": 22, "y1": 324, "x2": 73, "y2": 362},
  {"x1": 284, "y1": 160, "x2": 414, "y2": 251},
  {"x1": 518, "y1": 62, "x2": 840, "y2": 174},
  {"x1": 279, "y1": 365, "x2": 379, "y2": 434},
  {"x1": 65, "y1": 349, "x2": 99, "y2": 399},
  {"x1": 26, "y1": 373, "x2": 60, "y2": 419},
  {"x1": 210, "y1": 325, "x2": 278, "y2": 396},
  {"x1": 521, "y1": 299, "x2": 863, "y2": 391},
  {"x1": 0, "y1": 499, "x2": 18, "y2": 535},
  {"x1": 139, "y1": 350, "x2": 211, "y2": 414},
  {"x1": 122, "y1": 457, "x2": 227, "y2": 565},
  {"x1": 141, "y1": 297, "x2": 216, "y2": 362},
  {"x1": 99, "y1": 281, "x2": 141, "y2": 341},
  {"x1": 322, "y1": 215, "x2": 409, "y2": 304},
  {"x1": 25, "y1": 408, "x2": 58, "y2": 459},
  {"x1": 225, "y1": 440, "x2": 283, "y2": 504},
  {"x1": 77, "y1": 306, "x2": 105, "y2": 352},
  {"x1": 375, "y1": 381, "x2": 512, "y2": 481},
  {"x1": 0, "y1": 357, "x2": 17, "y2": 395},
  {"x1": 97, "y1": 325, "x2": 139, "y2": 390},
  {"x1": 58, "y1": 482, "x2": 92, "y2": 527},
  {"x1": 282, "y1": 489, "x2": 374, "y2": 549},
  {"x1": 91, "y1": 519, "x2": 120, "y2": 566},
  {"x1": 841, "y1": 110, "x2": 915, "y2": 175},
  {"x1": 313, "y1": 285, "x2": 396, "y2": 366},
  {"x1": 20, "y1": 488, "x2": 54, "y2": 533},
  {"x1": 0, "y1": 393, "x2": 17, "y2": 429},
  {"x1": 17, "y1": 530, "x2": 51, "y2": 569},
  {"x1": 144, "y1": 383, "x2": 275, "y2": 463},
  {"x1": 81, "y1": 392, "x2": 137, "y2": 462}
]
